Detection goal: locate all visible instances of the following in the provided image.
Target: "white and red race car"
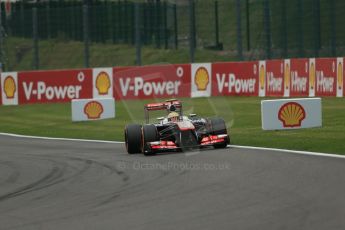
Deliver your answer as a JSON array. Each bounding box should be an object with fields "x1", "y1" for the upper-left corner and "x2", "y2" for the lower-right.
[{"x1": 124, "y1": 99, "x2": 230, "y2": 155}]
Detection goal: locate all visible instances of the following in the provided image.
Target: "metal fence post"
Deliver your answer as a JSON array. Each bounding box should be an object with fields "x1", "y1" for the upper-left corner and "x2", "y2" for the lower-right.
[
  {"x1": 33, "y1": 6, "x2": 39, "y2": 70},
  {"x1": 119, "y1": 1, "x2": 123, "y2": 42},
  {"x1": 111, "y1": 2, "x2": 116, "y2": 43},
  {"x1": 46, "y1": 1, "x2": 51, "y2": 39},
  {"x1": 0, "y1": 2, "x2": 3, "y2": 70},
  {"x1": 281, "y1": 0, "x2": 287, "y2": 58},
  {"x1": 156, "y1": 0, "x2": 161, "y2": 48},
  {"x1": 314, "y1": 0, "x2": 321, "y2": 57},
  {"x1": 124, "y1": 0, "x2": 129, "y2": 43},
  {"x1": 148, "y1": 1, "x2": 154, "y2": 45},
  {"x1": 214, "y1": 1, "x2": 220, "y2": 47},
  {"x1": 83, "y1": 0, "x2": 90, "y2": 68},
  {"x1": 135, "y1": 2, "x2": 141, "y2": 66},
  {"x1": 330, "y1": 0, "x2": 336, "y2": 56},
  {"x1": 142, "y1": 3, "x2": 147, "y2": 45},
  {"x1": 20, "y1": 1, "x2": 25, "y2": 37},
  {"x1": 173, "y1": 3, "x2": 178, "y2": 49},
  {"x1": 297, "y1": 0, "x2": 304, "y2": 57},
  {"x1": 235, "y1": 0, "x2": 243, "y2": 60},
  {"x1": 0, "y1": 1, "x2": 4, "y2": 65},
  {"x1": 128, "y1": 2, "x2": 135, "y2": 46},
  {"x1": 189, "y1": 0, "x2": 195, "y2": 63},
  {"x1": 163, "y1": 1, "x2": 168, "y2": 49},
  {"x1": 130, "y1": 2, "x2": 135, "y2": 45},
  {"x1": 263, "y1": 0, "x2": 271, "y2": 59},
  {"x1": 245, "y1": 0, "x2": 250, "y2": 51}
]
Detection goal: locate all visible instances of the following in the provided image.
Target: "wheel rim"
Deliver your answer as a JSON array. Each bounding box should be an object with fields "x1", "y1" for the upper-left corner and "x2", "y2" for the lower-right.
[
  {"x1": 125, "y1": 128, "x2": 129, "y2": 152},
  {"x1": 141, "y1": 127, "x2": 145, "y2": 153}
]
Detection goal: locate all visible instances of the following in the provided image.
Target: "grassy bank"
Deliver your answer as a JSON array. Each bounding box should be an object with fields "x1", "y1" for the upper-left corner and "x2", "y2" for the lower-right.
[
  {"x1": 4, "y1": 37, "x2": 237, "y2": 72},
  {"x1": 0, "y1": 97, "x2": 344, "y2": 154}
]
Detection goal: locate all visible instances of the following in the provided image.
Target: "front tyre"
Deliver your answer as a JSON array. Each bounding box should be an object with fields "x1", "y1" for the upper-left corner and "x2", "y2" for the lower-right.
[
  {"x1": 214, "y1": 136, "x2": 229, "y2": 149},
  {"x1": 124, "y1": 124, "x2": 143, "y2": 154},
  {"x1": 207, "y1": 117, "x2": 230, "y2": 149},
  {"x1": 142, "y1": 124, "x2": 159, "y2": 156}
]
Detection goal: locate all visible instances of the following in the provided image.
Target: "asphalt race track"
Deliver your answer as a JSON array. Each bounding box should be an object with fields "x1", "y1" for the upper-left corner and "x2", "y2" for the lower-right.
[{"x1": 1, "y1": 134, "x2": 345, "y2": 230}]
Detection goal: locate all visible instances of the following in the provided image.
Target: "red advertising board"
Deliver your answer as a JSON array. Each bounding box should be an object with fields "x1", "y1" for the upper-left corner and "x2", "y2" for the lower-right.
[
  {"x1": 314, "y1": 58, "x2": 337, "y2": 97},
  {"x1": 0, "y1": 77, "x2": 2, "y2": 105},
  {"x1": 265, "y1": 60, "x2": 284, "y2": 97},
  {"x1": 212, "y1": 61, "x2": 259, "y2": 96},
  {"x1": 113, "y1": 64, "x2": 191, "y2": 100},
  {"x1": 18, "y1": 69, "x2": 93, "y2": 104},
  {"x1": 289, "y1": 58, "x2": 309, "y2": 97}
]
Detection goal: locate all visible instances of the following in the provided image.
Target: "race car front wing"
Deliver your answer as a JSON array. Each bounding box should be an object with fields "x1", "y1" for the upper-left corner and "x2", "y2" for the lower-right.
[{"x1": 148, "y1": 134, "x2": 228, "y2": 150}]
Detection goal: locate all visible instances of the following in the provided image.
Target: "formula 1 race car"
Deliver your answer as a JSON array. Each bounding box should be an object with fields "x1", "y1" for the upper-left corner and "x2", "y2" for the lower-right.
[{"x1": 124, "y1": 99, "x2": 230, "y2": 155}]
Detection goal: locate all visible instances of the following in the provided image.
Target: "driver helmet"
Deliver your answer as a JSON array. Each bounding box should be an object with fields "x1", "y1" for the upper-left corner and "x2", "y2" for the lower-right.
[
  {"x1": 168, "y1": 111, "x2": 179, "y2": 122},
  {"x1": 169, "y1": 104, "x2": 176, "y2": 111}
]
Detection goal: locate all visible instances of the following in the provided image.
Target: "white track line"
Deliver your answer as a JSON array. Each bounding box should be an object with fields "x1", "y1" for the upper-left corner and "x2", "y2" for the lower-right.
[
  {"x1": 0, "y1": 132, "x2": 123, "y2": 144},
  {"x1": 230, "y1": 144, "x2": 345, "y2": 159},
  {"x1": 0, "y1": 132, "x2": 344, "y2": 159}
]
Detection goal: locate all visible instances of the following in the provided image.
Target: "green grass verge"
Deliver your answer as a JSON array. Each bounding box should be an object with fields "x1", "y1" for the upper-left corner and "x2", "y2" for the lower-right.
[
  {"x1": 5, "y1": 37, "x2": 236, "y2": 72},
  {"x1": 0, "y1": 97, "x2": 344, "y2": 155}
]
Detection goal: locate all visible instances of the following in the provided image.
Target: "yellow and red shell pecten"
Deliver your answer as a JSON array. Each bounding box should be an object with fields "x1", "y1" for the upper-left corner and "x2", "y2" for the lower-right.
[
  {"x1": 84, "y1": 101, "x2": 104, "y2": 119},
  {"x1": 96, "y1": 72, "x2": 111, "y2": 95},
  {"x1": 4, "y1": 76, "x2": 16, "y2": 99},
  {"x1": 194, "y1": 67, "x2": 209, "y2": 91},
  {"x1": 278, "y1": 102, "x2": 306, "y2": 128}
]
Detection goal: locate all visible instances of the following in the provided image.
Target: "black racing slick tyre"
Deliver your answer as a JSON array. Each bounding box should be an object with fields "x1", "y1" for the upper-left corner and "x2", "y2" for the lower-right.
[
  {"x1": 142, "y1": 125, "x2": 159, "y2": 156},
  {"x1": 125, "y1": 124, "x2": 143, "y2": 154},
  {"x1": 207, "y1": 117, "x2": 227, "y2": 135},
  {"x1": 214, "y1": 138, "x2": 229, "y2": 149},
  {"x1": 142, "y1": 125, "x2": 159, "y2": 142},
  {"x1": 207, "y1": 118, "x2": 230, "y2": 149}
]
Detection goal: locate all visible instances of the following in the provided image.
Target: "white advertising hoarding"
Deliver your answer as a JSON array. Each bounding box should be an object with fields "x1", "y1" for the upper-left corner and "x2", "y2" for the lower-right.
[
  {"x1": 283, "y1": 59, "x2": 290, "y2": 97},
  {"x1": 191, "y1": 63, "x2": 211, "y2": 98},
  {"x1": 93, "y1": 67, "x2": 113, "y2": 98},
  {"x1": 72, "y1": 98, "x2": 115, "y2": 122},
  {"x1": 1, "y1": 72, "x2": 18, "y2": 105},
  {"x1": 261, "y1": 98, "x2": 322, "y2": 130},
  {"x1": 337, "y1": 57, "x2": 344, "y2": 97},
  {"x1": 309, "y1": 58, "x2": 316, "y2": 97},
  {"x1": 258, "y1": 60, "x2": 266, "y2": 97}
]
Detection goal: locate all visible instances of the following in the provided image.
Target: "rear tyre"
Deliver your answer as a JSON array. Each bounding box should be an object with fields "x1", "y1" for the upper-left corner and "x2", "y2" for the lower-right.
[
  {"x1": 142, "y1": 125, "x2": 159, "y2": 156},
  {"x1": 207, "y1": 117, "x2": 227, "y2": 135},
  {"x1": 207, "y1": 118, "x2": 230, "y2": 149},
  {"x1": 124, "y1": 124, "x2": 143, "y2": 154}
]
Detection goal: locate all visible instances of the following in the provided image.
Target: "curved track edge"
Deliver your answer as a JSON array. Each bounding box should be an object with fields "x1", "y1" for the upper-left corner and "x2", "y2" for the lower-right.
[{"x1": 1, "y1": 132, "x2": 344, "y2": 159}]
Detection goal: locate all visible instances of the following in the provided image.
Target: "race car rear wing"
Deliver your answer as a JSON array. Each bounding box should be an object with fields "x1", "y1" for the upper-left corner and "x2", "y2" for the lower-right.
[
  {"x1": 144, "y1": 101, "x2": 181, "y2": 111},
  {"x1": 144, "y1": 99, "x2": 183, "y2": 123}
]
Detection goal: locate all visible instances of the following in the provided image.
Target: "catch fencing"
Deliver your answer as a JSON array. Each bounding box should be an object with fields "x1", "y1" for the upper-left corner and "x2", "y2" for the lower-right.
[{"x1": 1, "y1": 0, "x2": 345, "y2": 71}]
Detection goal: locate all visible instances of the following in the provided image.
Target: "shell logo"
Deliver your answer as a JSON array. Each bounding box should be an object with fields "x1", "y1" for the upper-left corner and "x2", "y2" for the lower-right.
[
  {"x1": 310, "y1": 62, "x2": 315, "y2": 90},
  {"x1": 259, "y1": 64, "x2": 265, "y2": 90},
  {"x1": 3, "y1": 76, "x2": 16, "y2": 99},
  {"x1": 96, "y1": 71, "x2": 111, "y2": 95},
  {"x1": 284, "y1": 63, "x2": 290, "y2": 90},
  {"x1": 84, "y1": 101, "x2": 104, "y2": 119},
  {"x1": 338, "y1": 62, "x2": 343, "y2": 90},
  {"x1": 194, "y1": 67, "x2": 209, "y2": 91},
  {"x1": 278, "y1": 102, "x2": 306, "y2": 128}
]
